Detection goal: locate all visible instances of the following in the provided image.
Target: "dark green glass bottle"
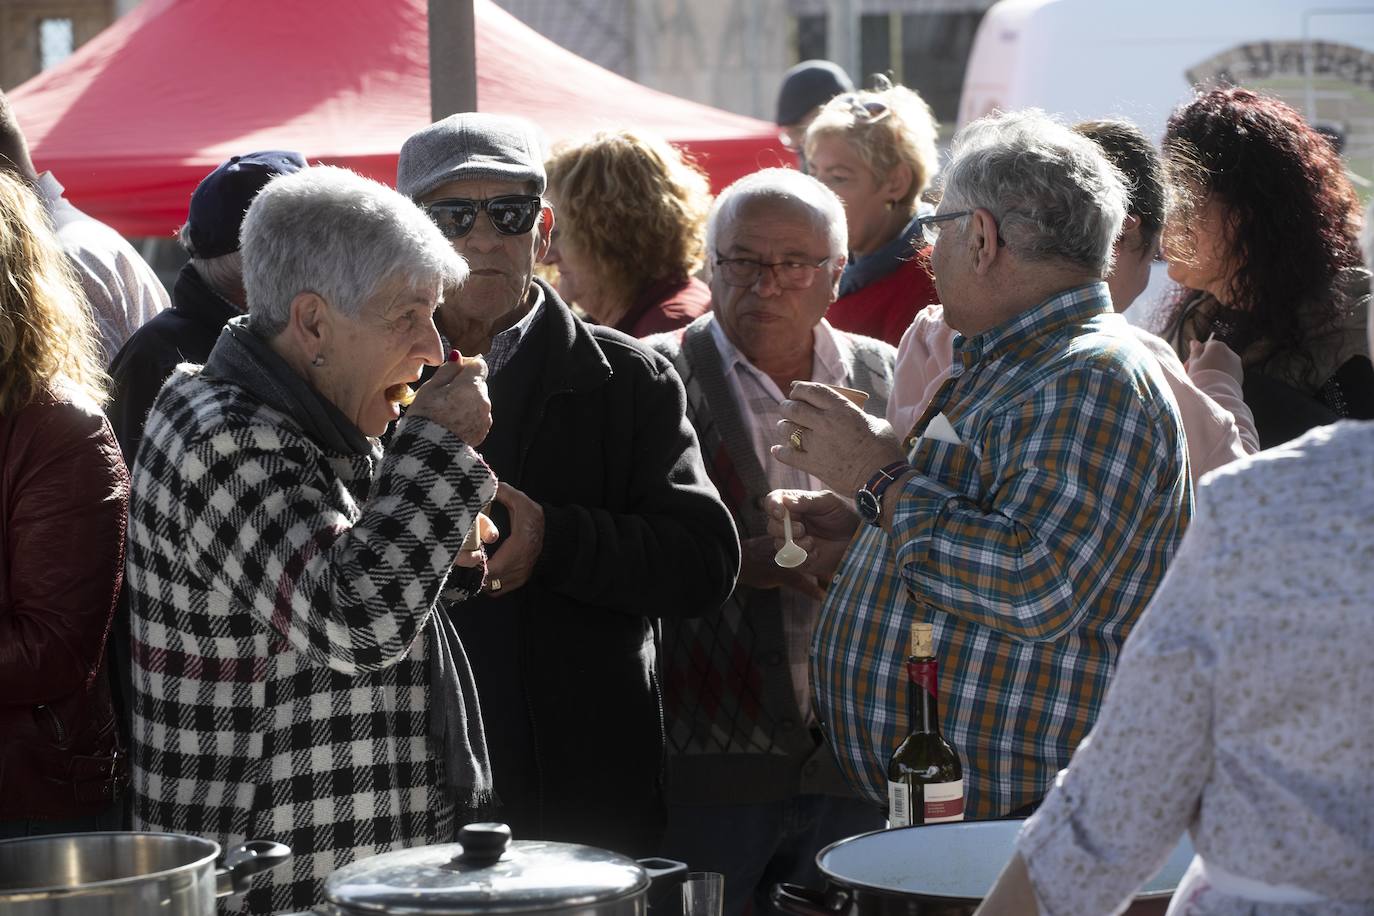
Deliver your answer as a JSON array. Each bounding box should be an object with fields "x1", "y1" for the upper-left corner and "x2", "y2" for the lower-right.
[{"x1": 886, "y1": 622, "x2": 964, "y2": 826}]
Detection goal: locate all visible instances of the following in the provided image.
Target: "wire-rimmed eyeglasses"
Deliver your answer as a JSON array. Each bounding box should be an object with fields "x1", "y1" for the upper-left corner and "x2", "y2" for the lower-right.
[{"x1": 918, "y1": 210, "x2": 1007, "y2": 247}]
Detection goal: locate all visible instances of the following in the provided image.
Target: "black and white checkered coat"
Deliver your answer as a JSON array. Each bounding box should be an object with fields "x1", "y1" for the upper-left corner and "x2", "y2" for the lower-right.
[{"x1": 126, "y1": 366, "x2": 495, "y2": 914}]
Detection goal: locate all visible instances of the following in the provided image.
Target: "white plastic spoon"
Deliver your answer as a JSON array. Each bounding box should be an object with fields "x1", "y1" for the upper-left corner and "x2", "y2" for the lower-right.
[{"x1": 774, "y1": 509, "x2": 808, "y2": 569}]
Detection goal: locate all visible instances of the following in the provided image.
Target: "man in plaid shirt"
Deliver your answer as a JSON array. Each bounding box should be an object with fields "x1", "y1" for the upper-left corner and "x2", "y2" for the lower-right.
[{"x1": 769, "y1": 111, "x2": 1193, "y2": 819}]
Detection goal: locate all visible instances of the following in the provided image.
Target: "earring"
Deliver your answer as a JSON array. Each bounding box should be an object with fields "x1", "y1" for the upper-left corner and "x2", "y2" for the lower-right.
[
  {"x1": 311, "y1": 354, "x2": 325, "y2": 367},
  {"x1": 885, "y1": 200, "x2": 896, "y2": 211}
]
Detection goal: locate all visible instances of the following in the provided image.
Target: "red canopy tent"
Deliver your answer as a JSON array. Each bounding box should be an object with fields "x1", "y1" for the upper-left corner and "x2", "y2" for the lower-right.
[{"x1": 9, "y1": 0, "x2": 789, "y2": 237}]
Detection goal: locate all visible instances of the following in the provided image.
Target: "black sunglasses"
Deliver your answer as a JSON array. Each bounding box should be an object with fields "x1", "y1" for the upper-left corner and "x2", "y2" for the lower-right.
[{"x1": 423, "y1": 195, "x2": 542, "y2": 239}]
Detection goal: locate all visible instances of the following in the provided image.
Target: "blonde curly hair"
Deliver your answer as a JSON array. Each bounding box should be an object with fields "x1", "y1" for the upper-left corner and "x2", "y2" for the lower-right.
[
  {"x1": 545, "y1": 130, "x2": 711, "y2": 323},
  {"x1": 0, "y1": 169, "x2": 108, "y2": 414},
  {"x1": 804, "y1": 78, "x2": 940, "y2": 210}
]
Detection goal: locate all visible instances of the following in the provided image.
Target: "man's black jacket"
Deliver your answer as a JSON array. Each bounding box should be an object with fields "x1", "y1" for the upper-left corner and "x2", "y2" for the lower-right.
[
  {"x1": 452, "y1": 279, "x2": 740, "y2": 856},
  {"x1": 107, "y1": 263, "x2": 238, "y2": 463}
]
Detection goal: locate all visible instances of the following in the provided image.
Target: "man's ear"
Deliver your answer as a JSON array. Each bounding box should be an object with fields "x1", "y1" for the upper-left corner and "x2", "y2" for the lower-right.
[
  {"x1": 827, "y1": 253, "x2": 848, "y2": 301},
  {"x1": 533, "y1": 204, "x2": 555, "y2": 261},
  {"x1": 970, "y1": 207, "x2": 1002, "y2": 275}
]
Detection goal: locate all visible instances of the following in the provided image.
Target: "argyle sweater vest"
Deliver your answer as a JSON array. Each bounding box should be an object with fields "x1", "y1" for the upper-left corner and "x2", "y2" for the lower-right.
[{"x1": 648, "y1": 315, "x2": 896, "y2": 804}]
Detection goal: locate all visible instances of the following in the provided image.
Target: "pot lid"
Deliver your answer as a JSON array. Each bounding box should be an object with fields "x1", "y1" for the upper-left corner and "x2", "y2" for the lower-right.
[
  {"x1": 816, "y1": 821, "x2": 1195, "y2": 900},
  {"x1": 323, "y1": 824, "x2": 649, "y2": 914}
]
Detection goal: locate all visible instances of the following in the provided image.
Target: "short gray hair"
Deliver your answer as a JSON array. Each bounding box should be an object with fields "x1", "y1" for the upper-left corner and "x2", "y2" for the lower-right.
[
  {"x1": 178, "y1": 222, "x2": 244, "y2": 301},
  {"x1": 241, "y1": 166, "x2": 468, "y2": 337},
  {"x1": 940, "y1": 110, "x2": 1127, "y2": 276},
  {"x1": 705, "y1": 168, "x2": 848, "y2": 272}
]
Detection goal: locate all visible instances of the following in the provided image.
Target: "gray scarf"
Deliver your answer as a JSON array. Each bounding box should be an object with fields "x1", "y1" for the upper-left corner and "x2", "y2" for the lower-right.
[{"x1": 203, "y1": 317, "x2": 493, "y2": 818}]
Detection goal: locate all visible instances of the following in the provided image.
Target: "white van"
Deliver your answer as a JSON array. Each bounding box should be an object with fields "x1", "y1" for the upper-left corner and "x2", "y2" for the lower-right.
[
  {"x1": 957, "y1": 0, "x2": 1374, "y2": 317},
  {"x1": 960, "y1": 0, "x2": 1374, "y2": 166}
]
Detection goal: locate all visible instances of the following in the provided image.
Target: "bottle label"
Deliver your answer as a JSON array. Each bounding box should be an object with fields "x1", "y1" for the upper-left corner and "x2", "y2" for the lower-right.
[
  {"x1": 923, "y1": 779, "x2": 964, "y2": 823},
  {"x1": 888, "y1": 779, "x2": 964, "y2": 826},
  {"x1": 887, "y1": 780, "x2": 911, "y2": 827}
]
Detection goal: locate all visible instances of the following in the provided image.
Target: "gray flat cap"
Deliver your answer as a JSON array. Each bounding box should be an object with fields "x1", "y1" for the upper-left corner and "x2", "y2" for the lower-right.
[{"x1": 398, "y1": 112, "x2": 546, "y2": 200}]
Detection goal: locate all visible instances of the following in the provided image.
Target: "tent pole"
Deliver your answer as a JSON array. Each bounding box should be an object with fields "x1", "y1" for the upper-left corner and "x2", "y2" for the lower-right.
[{"x1": 429, "y1": 0, "x2": 477, "y2": 120}]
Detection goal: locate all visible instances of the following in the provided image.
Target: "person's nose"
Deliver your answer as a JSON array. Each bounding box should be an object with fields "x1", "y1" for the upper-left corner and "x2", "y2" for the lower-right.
[
  {"x1": 417, "y1": 312, "x2": 445, "y2": 366},
  {"x1": 751, "y1": 264, "x2": 784, "y2": 297},
  {"x1": 462, "y1": 213, "x2": 503, "y2": 255}
]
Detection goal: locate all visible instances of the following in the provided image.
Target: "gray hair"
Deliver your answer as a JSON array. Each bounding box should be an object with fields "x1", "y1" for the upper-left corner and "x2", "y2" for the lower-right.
[
  {"x1": 940, "y1": 110, "x2": 1127, "y2": 276},
  {"x1": 177, "y1": 222, "x2": 244, "y2": 302},
  {"x1": 705, "y1": 168, "x2": 848, "y2": 273},
  {"x1": 241, "y1": 166, "x2": 468, "y2": 337}
]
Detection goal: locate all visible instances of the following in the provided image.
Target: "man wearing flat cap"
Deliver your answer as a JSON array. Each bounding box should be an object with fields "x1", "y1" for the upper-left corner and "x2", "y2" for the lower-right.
[{"x1": 398, "y1": 113, "x2": 739, "y2": 856}]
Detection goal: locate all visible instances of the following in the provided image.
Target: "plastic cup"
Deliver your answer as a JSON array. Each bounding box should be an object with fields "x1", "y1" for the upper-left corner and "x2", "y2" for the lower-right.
[{"x1": 681, "y1": 871, "x2": 724, "y2": 916}]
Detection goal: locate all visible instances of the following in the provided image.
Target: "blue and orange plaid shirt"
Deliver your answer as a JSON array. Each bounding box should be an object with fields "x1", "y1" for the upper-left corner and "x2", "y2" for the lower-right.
[{"x1": 813, "y1": 283, "x2": 1193, "y2": 819}]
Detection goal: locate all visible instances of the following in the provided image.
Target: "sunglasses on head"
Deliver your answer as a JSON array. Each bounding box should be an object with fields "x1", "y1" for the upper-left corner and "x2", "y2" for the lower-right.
[
  {"x1": 423, "y1": 195, "x2": 542, "y2": 239},
  {"x1": 839, "y1": 94, "x2": 891, "y2": 124}
]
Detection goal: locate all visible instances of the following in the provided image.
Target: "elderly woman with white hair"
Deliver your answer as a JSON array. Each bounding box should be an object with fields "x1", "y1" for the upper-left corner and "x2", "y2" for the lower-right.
[
  {"x1": 126, "y1": 166, "x2": 497, "y2": 914},
  {"x1": 974, "y1": 200, "x2": 1374, "y2": 916}
]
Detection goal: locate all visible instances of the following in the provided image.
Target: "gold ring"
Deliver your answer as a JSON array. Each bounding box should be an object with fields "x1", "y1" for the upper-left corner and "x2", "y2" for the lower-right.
[
  {"x1": 489, "y1": 577, "x2": 502, "y2": 593},
  {"x1": 789, "y1": 429, "x2": 804, "y2": 452}
]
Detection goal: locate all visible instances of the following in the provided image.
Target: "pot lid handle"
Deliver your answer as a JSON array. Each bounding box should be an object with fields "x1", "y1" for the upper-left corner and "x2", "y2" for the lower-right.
[{"x1": 456, "y1": 822, "x2": 512, "y2": 866}]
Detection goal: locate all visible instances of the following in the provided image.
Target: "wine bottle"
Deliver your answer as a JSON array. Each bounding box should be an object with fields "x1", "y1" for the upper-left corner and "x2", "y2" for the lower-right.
[{"x1": 887, "y1": 622, "x2": 964, "y2": 826}]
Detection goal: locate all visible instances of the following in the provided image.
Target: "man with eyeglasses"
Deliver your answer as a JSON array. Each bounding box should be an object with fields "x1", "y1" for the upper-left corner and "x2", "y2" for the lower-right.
[
  {"x1": 767, "y1": 111, "x2": 1192, "y2": 823},
  {"x1": 646, "y1": 168, "x2": 894, "y2": 915},
  {"x1": 396, "y1": 113, "x2": 740, "y2": 857}
]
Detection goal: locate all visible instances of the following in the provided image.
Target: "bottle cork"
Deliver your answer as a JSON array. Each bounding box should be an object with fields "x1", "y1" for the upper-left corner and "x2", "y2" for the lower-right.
[{"x1": 910, "y1": 622, "x2": 934, "y2": 658}]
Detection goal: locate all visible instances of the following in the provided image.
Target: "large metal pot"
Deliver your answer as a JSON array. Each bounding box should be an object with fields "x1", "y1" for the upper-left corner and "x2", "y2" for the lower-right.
[
  {"x1": 287, "y1": 823, "x2": 686, "y2": 916},
  {"x1": 773, "y1": 820, "x2": 1194, "y2": 916},
  {"x1": 0, "y1": 831, "x2": 291, "y2": 916}
]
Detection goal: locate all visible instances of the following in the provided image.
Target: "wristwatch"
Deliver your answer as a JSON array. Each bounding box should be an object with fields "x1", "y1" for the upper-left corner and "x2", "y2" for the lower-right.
[{"x1": 856, "y1": 460, "x2": 912, "y2": 527}]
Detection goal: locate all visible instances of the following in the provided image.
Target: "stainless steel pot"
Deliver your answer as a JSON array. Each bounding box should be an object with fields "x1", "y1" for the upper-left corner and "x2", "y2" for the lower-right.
[
  {"x1": 0, "y1": 831, "x2": 291, "y2": 916},
  {"x1": 290, "y1": 823, "x2": 686, "y2": 916},
  {"x1": 773, "y1": 820, "x2": 1195, "y2": 916}
]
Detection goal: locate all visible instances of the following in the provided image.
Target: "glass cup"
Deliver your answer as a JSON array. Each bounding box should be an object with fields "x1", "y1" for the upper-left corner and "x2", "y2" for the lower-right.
[{"x1": 681, "y1": 872, "x2": 724, "y2": 916}]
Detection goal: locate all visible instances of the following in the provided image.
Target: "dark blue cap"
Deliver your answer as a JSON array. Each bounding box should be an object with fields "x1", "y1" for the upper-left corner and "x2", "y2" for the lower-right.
[
  {"x1": 776, "y1": 60, "x2": 854, "y2": 126},
  {"x1": 185, "y1": 150, "x2": 307, "y2": 258}
]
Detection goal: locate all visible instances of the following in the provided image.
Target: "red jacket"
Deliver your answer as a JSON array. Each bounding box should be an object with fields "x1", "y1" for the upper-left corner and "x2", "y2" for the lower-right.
[
  {"x1": 0, "y1": 390, "x2": 128, "y2": 819},
  {"x1": 616, "y1": 275, "x2": 712, "y2": 339},
  {"x1": 827, "y1": 254, "x2": 940, "y2": 346}
]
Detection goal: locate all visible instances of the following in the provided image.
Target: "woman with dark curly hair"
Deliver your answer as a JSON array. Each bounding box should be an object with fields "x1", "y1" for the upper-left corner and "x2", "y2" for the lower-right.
[
  {"x1": 543, "y1": 129, "x2": 712, "y2": 337},
  {"x1": 1160, "y1": 86, "x2": 1374, "y2": 447}
]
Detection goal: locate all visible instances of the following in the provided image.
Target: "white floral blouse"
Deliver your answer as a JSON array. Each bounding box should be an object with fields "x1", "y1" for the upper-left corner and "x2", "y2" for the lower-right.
[{"x1": 1017, "y1": 421, "x2": 1374, "y2": 916}]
